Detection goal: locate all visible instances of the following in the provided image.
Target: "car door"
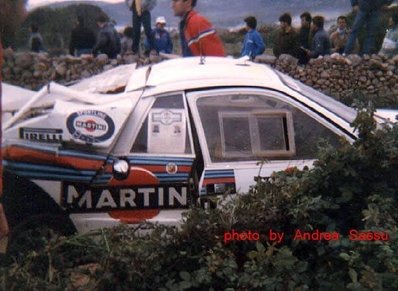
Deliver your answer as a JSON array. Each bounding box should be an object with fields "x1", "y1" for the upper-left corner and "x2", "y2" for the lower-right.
[
  {"x1": 65, "y1": 93, "x2": 197, "y2": 231},
  {"x1": 187, "y1": 88, "x2": 351, "y2": 196}
]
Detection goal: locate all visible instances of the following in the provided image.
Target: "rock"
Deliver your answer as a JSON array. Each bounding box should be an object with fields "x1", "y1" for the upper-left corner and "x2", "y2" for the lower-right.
[
  {"x1": 96, "y1": 54, "x2": 109, "y2": 65},
  {"x1": 320, "y1": 71, "x2": 330, "y2": 78},
  {"x1": 392, "y1": 54, "x2": 398, "y2": 64},
  {"x1": 123, "y1": 54, "x2": 139, "y2": 64},
  {"x1": 14, "y1": 53, "x2": 34, "y2": 69},
  {"x1": 369, "y1": 59, "x2": 384, "y2": 70},
  {"x1": 55, "y1": 64, "x2": 67, "y2": 77},
  {"x1": 278, "y1": 54, "x2": 298, "y2": 66},
  {"x1": 3, "y1": 48, "x2": 14, "y2": 60},
  {"x1": 254, "y1": 54, "x2": 277, "y2": 65}
]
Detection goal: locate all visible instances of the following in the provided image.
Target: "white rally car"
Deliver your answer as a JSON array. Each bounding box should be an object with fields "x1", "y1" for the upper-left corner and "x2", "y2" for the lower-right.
[{"x1": 1, "y1": 57, "x2": 396, "y2": 245}]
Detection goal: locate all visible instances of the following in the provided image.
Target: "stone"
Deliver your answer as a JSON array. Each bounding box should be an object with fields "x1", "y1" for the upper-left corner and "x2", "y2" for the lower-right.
[
  {"x1": 254, "y1": 54, "x2": 277, "y2": 65},
  {"x1": 14, "y1": 53, "x2": 34, "y2": 69},
  {"x1": 320, "y1": 71, "x2": 330, "y2": 78},
  {"x1": 278, "y1": 54, "x2": 299, "y2": 66},
  {"x1": 3, "y1": 48, "x2": 14, "y2": 60},
  {"x1": 96, "y1": 54, "x2": 109, "y2": 65},
  {"x1": 55, "y1": 64, "x2": 67, "y2": 77}
]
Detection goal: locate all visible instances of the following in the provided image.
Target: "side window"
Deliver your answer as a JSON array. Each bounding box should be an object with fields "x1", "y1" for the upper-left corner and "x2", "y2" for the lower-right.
[
  {"x1": 196, "y1": 94, "x2": 341, "y2": 162},
  {"x1": 131, "y1": 95, "x2": 192, "y2": 154}
]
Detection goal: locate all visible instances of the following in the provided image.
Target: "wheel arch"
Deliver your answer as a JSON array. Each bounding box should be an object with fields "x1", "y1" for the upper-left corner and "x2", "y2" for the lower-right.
[{"x1": 2, "y1": 170, "x2": 76, "y2": 234}]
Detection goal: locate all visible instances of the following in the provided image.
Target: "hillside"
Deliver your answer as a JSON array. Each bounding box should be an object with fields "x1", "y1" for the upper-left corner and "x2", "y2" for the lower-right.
[{"x1": 43, "y1": 0, "x2": 351, "y2": 28}]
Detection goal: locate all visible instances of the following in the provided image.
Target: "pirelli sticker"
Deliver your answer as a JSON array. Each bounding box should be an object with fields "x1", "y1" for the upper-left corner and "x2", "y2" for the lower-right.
[
  {"x1": 62, "y1": 184, "x2": 189, "y2": 212},
  {"x1": 19, "y1": 127, "x2": 63, "y2": 143}
]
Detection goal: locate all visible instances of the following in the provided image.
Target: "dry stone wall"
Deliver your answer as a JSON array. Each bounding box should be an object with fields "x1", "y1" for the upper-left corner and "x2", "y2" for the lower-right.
[
  {"x1": 255, "y1": 53, "x2": 398, "y2": 106},
  {"x1": 2, "y1": 49, "x2": 398, "y2": 107},
  {"x1": 1, "y1": 50, "x2": 142, "y2": 90}
]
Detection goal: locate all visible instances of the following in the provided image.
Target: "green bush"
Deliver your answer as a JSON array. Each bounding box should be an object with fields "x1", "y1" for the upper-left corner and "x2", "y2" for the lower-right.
[{"x1": 1, "y1": 106, "x2": 397, "y2": 290}]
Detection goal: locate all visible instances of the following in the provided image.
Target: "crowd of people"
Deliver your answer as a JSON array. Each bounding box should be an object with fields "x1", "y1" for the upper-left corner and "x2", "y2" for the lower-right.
[{"x1": 25, "y1": 0, "x2": 398, "y2": 62}]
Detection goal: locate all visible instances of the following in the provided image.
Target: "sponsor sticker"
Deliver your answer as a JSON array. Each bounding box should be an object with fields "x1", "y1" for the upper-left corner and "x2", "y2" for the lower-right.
[
  {"x1": 66, "y1": 110, "x2": 115, "y2": 143},
  {"x1": 152, "y1": 110, "x2": 182, "y2": 125},
  {"x1": 62, "y1": 184, "x2": 189, "y2": 212},
  {"x1": 19, "y1": 127, "x2": 63, "y2": 143},
  {"x1": 165, "y1": 162, "x2": 178, "y2": 174}
]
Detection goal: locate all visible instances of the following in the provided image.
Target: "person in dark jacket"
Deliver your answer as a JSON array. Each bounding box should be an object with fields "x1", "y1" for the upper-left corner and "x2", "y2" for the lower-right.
[
  {"x1": 304, "y1": 15, "x2": 330, "y2": 58},
  {"x1": 29, "y1": 24, "x2": 46, "y2": 53},
  {"x1": 121, "y1": 26, "x2": 134, "y2": 55},
  {"x1": 92, "y1": 14, "x2": 121, "y2": 59},
  {"x1": 241, "y1": 16, "x2": 265, "y2": 59},
  {"x1": 344, "y1": 0, "x2": 393, "y2": 55},
  {"x1": 273, "y1": 13, "x2": 300, "y2": 58},
  {"x1": 299, "y1": 12, "x2": 312, "y2": 49},
  {"x1": 145, "y1": 16, "x2": 173, "y2": 54},
  {"x1": 69, "y1": 16, "x2": 96, "y2": 57}
]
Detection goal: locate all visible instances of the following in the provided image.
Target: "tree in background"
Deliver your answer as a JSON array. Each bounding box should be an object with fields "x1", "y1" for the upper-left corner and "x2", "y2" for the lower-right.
[
  {"x1": 17, "y1": 4, "x2": 108, "y2": 54},
  {"x1": 0, "y1": 0, "x2": 27, "y2": 48}
]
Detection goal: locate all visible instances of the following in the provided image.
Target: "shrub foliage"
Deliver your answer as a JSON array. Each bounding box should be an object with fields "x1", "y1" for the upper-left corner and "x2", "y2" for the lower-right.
[{"x1": 1, "y1": 107, "x2": 397, "y2": 290}]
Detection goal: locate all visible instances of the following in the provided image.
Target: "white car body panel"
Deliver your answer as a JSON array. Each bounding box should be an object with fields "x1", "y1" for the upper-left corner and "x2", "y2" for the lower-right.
[{"x1": 2, "y1": 57, "x2": 366, "y2": 235}]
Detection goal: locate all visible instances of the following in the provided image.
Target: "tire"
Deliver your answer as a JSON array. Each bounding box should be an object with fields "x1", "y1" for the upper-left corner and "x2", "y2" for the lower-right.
[{"x1": 7, "y1": 213, "x2": 76, "y2": 261}]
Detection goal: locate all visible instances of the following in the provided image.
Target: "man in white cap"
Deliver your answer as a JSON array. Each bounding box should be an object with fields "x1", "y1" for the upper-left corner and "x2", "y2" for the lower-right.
[{"x1": 146, "y1": 16, "x2": 173, "y2": 54}]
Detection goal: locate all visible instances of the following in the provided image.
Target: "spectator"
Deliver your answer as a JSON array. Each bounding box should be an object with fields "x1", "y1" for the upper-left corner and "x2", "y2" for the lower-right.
[
  {"x1": 172, "y1": 0, "x2": 225, "y2": 57},
  {"x1": 125, "y1": 0, "x2": 157, "y2": 55},
  {"x1": 304, "y1": 15, "x2": 330, "y2": 58},
  {"x1": 145, "y1": 16, "x2": 173, "y2": 54},
  {"x1": 344, "y1": 0, "x2": 393, "y2": 55},
  {"x1": 69, "y1": 16, "x2": 96, "y2": 57},
  {"x1": 273, "y1": 13, "x2": 300, "y2": 58},
  {"x1": 121, "y1": 26, "x2": 134, "y2": 55},
  {"x1": 379, "y1": 12, "x2": 398, "y2": 58},
  {"x1": 241, "y1": 16, "x2": 265, "y2": 59},
  {"x1": 330, "y1": 16, "x2": 352, "y2": 54},
  {"x1": 29, "y1": 23, "x2": 46, "y2": 53},
  {"x1": 299, "y1": 12, "x2": 312, "y2": 49},
  {"x1": 92, "y1": 14, "x2": 121, "y2": 59}
]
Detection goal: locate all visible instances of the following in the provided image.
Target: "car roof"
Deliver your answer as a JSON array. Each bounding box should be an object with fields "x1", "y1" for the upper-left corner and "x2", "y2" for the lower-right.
[
  {"x1": 125, "y1": 57, "x2": 286, "y2": 94},
  {"x1": 125, "y1": 57, "x2": 357, "y2": 126}
]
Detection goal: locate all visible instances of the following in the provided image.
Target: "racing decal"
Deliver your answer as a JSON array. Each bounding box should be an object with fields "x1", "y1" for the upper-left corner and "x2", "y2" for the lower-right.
[
  {"x1": 108, "y1": 209, "x2": 161, "y2": 224},
  {"x1": 92, "y1": 157, "x2": 193, "y2": 186},
  {"x1": 107, "y1": 167, "x2": 160, "y2": 186},
  {"x1": 3, "y1": 145, "x2": 108, "y2": 182},
  {"x1": 66, "y1": 110, "x2": 115, "y2": 143},
  {"x1": 148, "y1": 109, "x2": 186, "y2": 154},
  {"x1": 19, "y1": 127, "x2": 63, "y2": 143},
  {"x1": 128, "y1": 157, "x2": 193, "y2": 183},
  {"x1": 152, "y1": 110, "x2": 183, "y2": 125},
  {"x1": 62, "y1": 184, "x2": 189, "y2": 212},
  {"x1": 200, "y1": 169, "x2": 236, "y2": 195},
  {"x1": 166, "y1": 162, "x2": 178, "y2": 174}
]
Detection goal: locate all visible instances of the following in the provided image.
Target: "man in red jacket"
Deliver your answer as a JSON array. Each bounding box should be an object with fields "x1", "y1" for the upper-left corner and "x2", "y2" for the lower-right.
[{"x1": 172, "y1": 0, "x2": 225, "y2": 57}]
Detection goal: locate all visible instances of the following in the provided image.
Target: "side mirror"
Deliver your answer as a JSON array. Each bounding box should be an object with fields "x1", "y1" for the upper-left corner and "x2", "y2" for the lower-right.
[{"x1": 112, "y1": 159, "x2": 130, "y2": 180}]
